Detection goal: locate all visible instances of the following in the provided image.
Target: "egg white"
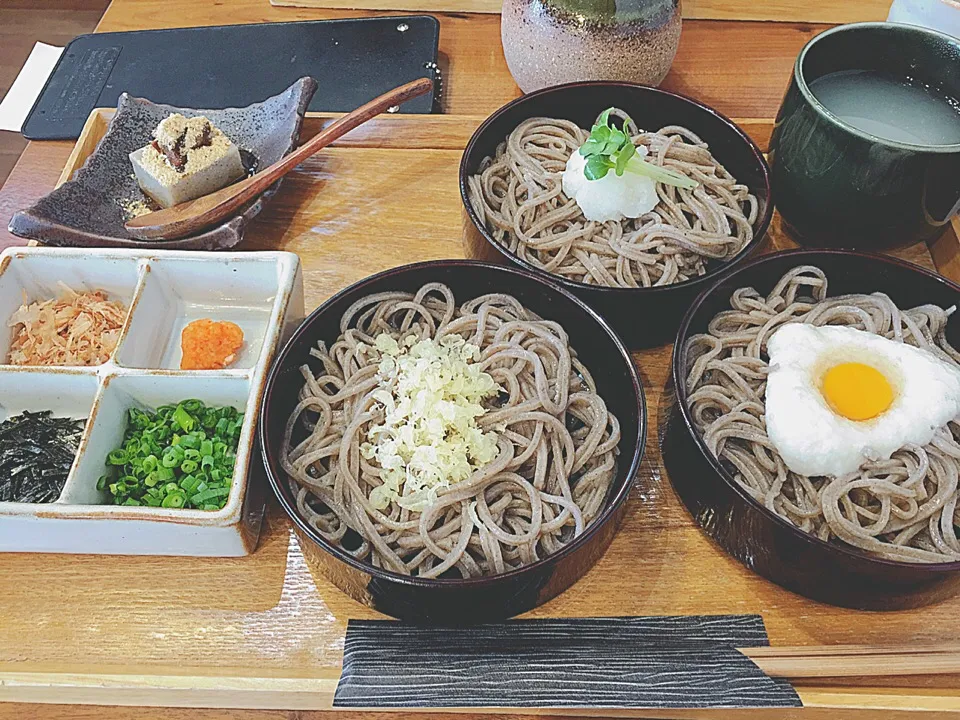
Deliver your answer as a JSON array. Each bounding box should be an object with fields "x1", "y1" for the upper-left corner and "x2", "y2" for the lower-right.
[{"x1": 764, "y1": 323, "x2": 960, "y2": 478}]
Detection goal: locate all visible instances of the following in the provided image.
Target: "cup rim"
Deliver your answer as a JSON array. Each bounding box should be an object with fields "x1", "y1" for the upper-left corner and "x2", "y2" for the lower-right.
[{"x1": 794, "y1": 21, "x2": 960, "y2": 153}]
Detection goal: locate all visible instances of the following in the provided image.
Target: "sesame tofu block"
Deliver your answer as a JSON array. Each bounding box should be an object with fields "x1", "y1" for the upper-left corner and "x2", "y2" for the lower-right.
[{"x1": 130, "y1": 114, "x2": 246, "y2": 209}]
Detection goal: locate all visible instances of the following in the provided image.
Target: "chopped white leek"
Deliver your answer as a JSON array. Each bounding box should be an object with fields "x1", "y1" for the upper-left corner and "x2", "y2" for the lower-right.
[{"x1": 360, "y1": 333, "x2": 500, "y2": 512}]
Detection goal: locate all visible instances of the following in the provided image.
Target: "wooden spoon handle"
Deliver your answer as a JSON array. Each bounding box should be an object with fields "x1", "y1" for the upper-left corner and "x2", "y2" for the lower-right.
[
  {"x1": 261, "y1": 77, "x2": 435, "y2": 185},
  {"x1": 124, "y1": 77, "x2": 434, "y2": 238}
]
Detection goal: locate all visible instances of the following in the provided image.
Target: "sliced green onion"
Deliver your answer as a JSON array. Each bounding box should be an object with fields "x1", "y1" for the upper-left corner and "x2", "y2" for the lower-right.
[
  {"x1": 161, "y1": 493, "x2": 186, "y2": 509},
  {"x1": 173, "y1": 405, "x2": 195, "y2": 433},
  {"x1": 191, "y1": 487, "x2": 230, "y2": 504},
  {"x1": 100, "y1": 400, "x2": 242, "y2": 511}
]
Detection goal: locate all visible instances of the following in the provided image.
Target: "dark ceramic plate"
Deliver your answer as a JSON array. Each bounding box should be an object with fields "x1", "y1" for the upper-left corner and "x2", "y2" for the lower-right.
[
  {"x1": 665, "y1": 249, "x2": 960, "y2": 610},
  {"x1": 260, "y1": 260, "x2": 646, "y2": 623},
  {"x1": 8, "y1": 77, "x2": 317, "y2": 250},
  {"x1": 459, "y1": 81, "x2": 774, "y2": 349}
]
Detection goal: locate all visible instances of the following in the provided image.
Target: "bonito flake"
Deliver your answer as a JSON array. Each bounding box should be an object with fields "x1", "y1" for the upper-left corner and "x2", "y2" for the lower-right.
[{"x1": 7, "y1": 283, "x2": 126, "y2": 367}]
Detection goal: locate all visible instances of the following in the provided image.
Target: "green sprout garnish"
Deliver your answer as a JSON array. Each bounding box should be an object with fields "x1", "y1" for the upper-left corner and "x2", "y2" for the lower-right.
[{"x1": 579, "y1": 108, "x2": 699, "y2": 190}]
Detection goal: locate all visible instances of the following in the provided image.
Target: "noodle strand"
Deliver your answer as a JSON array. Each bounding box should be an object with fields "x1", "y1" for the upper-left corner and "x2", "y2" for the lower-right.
[
  {"x1": 686, "y1": 266, "x2": 960, "y2": 563},
  {"x1": 468, "y1": 113, "x2": 759, "y2": 289},
  {"x1": 283, "y1": 284, "x2": 621, "y2": 577}
]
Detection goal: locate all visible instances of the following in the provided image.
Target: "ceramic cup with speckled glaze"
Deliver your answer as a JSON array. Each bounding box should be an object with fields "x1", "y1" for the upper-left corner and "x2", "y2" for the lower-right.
[{"x1": 501, "y1": 0, "x2": 681, "y2": 93}]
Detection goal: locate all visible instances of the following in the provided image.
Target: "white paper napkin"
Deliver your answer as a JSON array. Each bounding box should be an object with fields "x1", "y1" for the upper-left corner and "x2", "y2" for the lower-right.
[{"x1": 0, "y1": 42, "x2": 65, "y2": 133}]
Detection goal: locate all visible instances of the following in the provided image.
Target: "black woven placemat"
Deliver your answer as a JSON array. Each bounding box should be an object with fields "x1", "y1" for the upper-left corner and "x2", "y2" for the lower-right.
[
  {"x1": 23, "y1": 17, "x2": 440, "y2": 140},
  {"x1": 334, "y1": 615, "x2": 802, "y2": 709}
]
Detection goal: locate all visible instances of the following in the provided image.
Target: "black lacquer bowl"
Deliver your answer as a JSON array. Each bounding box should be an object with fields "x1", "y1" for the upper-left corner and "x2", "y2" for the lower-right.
[
  {"x1": 665, "y1": 249, "x2": 960, "y2": 610},
  {"x1": 460, "y1": 81, "x2": 773, "y2": 349},
  {"x1": 260, "y1": 260, "x2": 646, "y2": 622}
]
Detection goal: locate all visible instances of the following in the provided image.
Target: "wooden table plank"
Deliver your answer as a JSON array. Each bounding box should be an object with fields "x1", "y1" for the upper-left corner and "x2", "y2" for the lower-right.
[
  {"x1": 2, "y1": 1, "x2": 958, "y2": 716},
  {"x1": 1, "y1": 114, "x2": 959, "y2": 715},
  {"x1": 0, "y1": 1, "x2": 828, "y2": 252},
  {"x1": 270, "y1": 0, "x2": 889, "y2": 23},
  {"x1": 6, "y1": 707, "x2": 960, "y2": 720},
  {"x1": 669, "y1": 0, "x2": 888, "y2": 23},
  {"x1": 90, "y1": 1, "x2": 826, "y2": 119}
]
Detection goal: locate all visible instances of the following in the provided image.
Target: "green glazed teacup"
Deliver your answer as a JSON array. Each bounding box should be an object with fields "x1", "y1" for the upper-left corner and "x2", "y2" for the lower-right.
[{"x1": 769, "y1": 22, "x2": 960, "y2": 250}]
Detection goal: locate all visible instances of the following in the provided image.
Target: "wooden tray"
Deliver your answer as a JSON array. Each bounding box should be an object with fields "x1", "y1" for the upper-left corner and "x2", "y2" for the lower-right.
[
  {"x1": 4, "y1": 109, "x2": 960, "y2": 717},
  {"x1": 269, "y1": 0, "x2": 891, "y2": 22}
]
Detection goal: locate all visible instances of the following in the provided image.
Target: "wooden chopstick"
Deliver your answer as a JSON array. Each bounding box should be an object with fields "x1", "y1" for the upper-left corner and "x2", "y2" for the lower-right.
[{"x1": 741, "y1": 644, "x2": 960, "y2": 678}]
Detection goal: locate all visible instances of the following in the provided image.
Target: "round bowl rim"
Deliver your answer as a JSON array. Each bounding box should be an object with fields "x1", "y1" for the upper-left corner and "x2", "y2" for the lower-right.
[
  {"x1": 458, "y1": 80, "x2": 775, "y2": 297},
  {"x1": 672, "y1": 247, "x2": 960, "y2": 572},
  {"x1": 793, "y1": 21, "x2": 960, "y2": 154},
  {"x1": 260, "y1": 258, "x2": 648, "y2": 589}
]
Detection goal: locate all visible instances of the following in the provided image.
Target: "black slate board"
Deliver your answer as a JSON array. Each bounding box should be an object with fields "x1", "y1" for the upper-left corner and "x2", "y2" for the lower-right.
[
  {"x1": 22, "y1": 17, "x2": 440, "y2": 140},
  {"x1": 334, "y1": 615, "x2": 803, "y2": 709}
]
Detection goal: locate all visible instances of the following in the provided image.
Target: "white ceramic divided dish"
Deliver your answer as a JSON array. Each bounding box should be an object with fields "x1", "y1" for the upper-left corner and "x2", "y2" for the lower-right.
[{"x1": 0, "y1": 247, "x2": 304, "y2": 556}]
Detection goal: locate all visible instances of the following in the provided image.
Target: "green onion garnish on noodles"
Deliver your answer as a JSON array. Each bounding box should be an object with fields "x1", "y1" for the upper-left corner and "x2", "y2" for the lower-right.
[
  {"x1": 579, "y1": 107, "x2": 699, "y2": 189},
  {"x1": 97, "y1": 400, "x2": 243, "y2": 511}
]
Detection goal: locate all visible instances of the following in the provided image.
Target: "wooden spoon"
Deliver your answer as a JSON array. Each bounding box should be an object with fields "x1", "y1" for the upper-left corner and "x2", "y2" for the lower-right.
[{"x1": 125, "y1": 77, "x2": 434, "y2": 240}]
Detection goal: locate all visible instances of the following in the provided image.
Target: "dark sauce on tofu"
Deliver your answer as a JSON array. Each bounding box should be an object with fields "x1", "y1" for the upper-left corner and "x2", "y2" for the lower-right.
[{"x1": 238, "y1": 148, "x2": 259, "y2": 177}]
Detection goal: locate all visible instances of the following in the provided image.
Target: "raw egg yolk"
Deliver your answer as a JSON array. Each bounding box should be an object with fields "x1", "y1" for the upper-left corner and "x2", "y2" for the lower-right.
[{"x1": 821, "y1": 362, "x2": 894, "y2": 421}]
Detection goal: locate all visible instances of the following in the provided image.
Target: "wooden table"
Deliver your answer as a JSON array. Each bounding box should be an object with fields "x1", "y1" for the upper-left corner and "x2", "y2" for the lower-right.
[
  {"x1": 3, "y1": 2, "x2": 960, "y2": 719},
  {"x1": 0, "y1": 0, "x2": 831, "y2": 250}
]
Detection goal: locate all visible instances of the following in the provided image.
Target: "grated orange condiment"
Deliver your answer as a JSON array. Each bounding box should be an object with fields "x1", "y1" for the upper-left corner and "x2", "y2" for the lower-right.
[
  {"x1": 7, "y1": 284, "x2": 126, "y2": 366},
  {"x1": 180, "y1": 319, "x2": 244, "y2": 370}
]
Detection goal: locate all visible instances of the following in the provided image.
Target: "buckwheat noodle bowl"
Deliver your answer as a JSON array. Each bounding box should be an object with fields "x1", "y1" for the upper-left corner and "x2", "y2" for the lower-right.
[
  {"x1": 686, "y1": 264, "x2": 960, "y2": 563},
  {"x1": 670, "y1": 250, "x2": 960, "y2": 609},
  {"x1": 467, "y1": 115, "x2": 758, "y2": 289},
  {"x1": 283, "y1": 284, "x2": 619, "y2": 578},
  {"x1": 261, "y1": 261, "x2": 644, "y2": 620},
  {"x1": 460, "y1": 82, "x2": 772, "y2": 348}
]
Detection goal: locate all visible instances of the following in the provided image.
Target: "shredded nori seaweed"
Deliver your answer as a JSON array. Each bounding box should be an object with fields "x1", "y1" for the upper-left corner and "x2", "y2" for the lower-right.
[{"x1": 0, "y1": 411, "x2": 85, "y2": 503}]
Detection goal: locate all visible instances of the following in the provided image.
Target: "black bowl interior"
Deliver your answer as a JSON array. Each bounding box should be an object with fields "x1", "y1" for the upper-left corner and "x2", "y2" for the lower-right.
[
  {"x1": 674, "y1": 248, "x2": 960, "y2": 572},
  {"x1": 460, "y1": 81, "x2": 773, "y2": 292},
  {"x1": 261, "y1": 260, "x2": 646, "y2": 587}
]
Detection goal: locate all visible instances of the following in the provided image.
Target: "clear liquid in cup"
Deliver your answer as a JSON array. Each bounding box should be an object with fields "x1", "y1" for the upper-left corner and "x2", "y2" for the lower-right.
[{"x1": 809, "y1": 69, "x2": 960, "y2": 146}]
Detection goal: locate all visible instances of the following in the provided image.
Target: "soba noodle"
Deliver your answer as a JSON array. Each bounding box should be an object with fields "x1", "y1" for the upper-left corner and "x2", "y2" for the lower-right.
[
  {"x1": 685, "y1": 265, "x2": 960, "y2": 563},
  {"x1": 282, "y1": 283, "x2": 621, "y2": 578},
  {"x1": 467, "y1": 111, "x2": 760, "y2": 289}
]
